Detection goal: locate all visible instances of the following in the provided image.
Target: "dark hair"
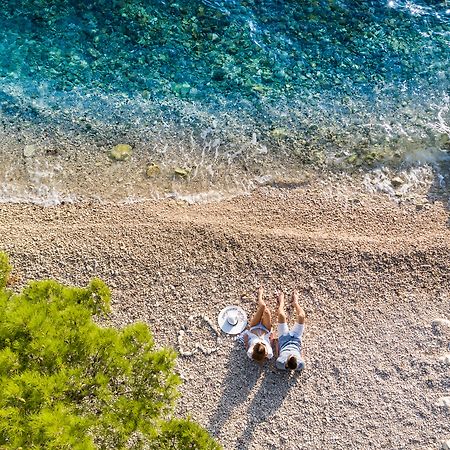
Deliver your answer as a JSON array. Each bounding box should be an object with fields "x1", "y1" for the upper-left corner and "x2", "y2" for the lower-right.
[
  {"x1": 252, "y1": 342, "x2": 267, "y2": 362},
  {"x1": 286, "y1": 355, "x2": 298, "y2": 370}
]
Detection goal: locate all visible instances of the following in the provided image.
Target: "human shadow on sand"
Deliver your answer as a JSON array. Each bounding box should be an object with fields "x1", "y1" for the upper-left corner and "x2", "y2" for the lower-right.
[
  {"x1": 209, "y1": 341, "x2": 299, "y2": 449},
  {"x1": 209, "y1": 342, "x2": 260, "y2": 436},
  {"x1": 237, "y1": 369, "x2": 298, "y2": 450}
]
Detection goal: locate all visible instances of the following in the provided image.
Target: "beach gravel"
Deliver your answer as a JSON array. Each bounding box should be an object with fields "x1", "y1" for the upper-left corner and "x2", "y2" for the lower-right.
[{"x1": 0, "y1": 182, "x2": 449, "y2": 450}]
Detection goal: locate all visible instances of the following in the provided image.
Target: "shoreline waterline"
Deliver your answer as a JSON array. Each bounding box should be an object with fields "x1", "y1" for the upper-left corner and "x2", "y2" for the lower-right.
[{"x1": 1, "y1": 0, "x2": 448, "y2": 205}]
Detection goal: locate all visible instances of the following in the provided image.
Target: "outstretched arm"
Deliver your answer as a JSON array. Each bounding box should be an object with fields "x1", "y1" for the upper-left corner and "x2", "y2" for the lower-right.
[{"x1": 272, "y1": 337, "x2": 279, "y2": 358}]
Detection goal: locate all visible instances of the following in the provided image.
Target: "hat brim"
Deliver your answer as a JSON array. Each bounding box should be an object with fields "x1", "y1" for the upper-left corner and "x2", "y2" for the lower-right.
[{"x1": 218, "y1": 306, "x2": 247, "y2": 335}]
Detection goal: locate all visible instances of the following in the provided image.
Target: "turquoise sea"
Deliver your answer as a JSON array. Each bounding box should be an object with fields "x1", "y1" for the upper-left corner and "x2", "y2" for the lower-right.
[{"x1": 0, "y1": 0, "x2": 449, "y2": 203}]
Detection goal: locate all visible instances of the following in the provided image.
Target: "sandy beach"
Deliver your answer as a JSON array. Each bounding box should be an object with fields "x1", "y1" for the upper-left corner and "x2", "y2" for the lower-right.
[{"x1": 1, "y1": 179, "x2": 449, "y2": 449}]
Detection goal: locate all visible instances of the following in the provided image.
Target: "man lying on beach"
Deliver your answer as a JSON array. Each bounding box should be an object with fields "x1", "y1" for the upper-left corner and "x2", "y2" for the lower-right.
[
  {"x1": 242, "y1": 287, "x2": 274, "y2": 363},
  {"x1": 275, "y1": 290, "x2": 306, "y2": 371}
]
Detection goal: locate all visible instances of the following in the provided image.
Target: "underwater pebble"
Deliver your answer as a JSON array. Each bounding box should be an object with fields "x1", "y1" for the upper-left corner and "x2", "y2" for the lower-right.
[
  {"x1": 109, "y1": 144, "x2": 132, "y2": 161},
  {"x1": 270, "y1": 127, "x2": 288, "y2": 138},
  {"x1": 391, "y1": 176, "x2": 404, "y2": 187},
  {"x1": 189, "y1": 87, "x2": 199, "y2": 97},
  {"x1": 174, "y1": 167, "x2": 190, "y2": 178},
  {"x1": 146, "y1": 163, "x2": 161, "y2": 178}
]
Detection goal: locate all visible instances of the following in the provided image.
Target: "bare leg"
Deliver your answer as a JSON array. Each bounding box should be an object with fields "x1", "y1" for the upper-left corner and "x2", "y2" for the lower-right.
[
  {"x1": 249, "y1": 286, "x2": 266, "y2": 327},
  {"x1": 277, "y1": 291, "x2": 287, "y2": 324},
  {"x1": 261, "y1": 306, "x2": 272, "y2": 330},
  {"x1": 292, "y1": 290, "x2": 306, "y2": 324}
]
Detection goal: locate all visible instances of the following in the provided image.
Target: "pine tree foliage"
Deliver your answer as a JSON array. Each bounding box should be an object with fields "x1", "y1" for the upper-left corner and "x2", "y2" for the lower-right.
[
  {"x1": 0, "y1": 253, "x2": 220, "y2": 450},
  {"x1": 0, "y1": 252, "x2": 11, "y2": 288}
]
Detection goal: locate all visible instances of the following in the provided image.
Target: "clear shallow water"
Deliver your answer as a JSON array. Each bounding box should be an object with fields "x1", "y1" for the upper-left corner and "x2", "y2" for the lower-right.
[{"x1": 0, "y1": 0, "x2": 449, "y2": 203}]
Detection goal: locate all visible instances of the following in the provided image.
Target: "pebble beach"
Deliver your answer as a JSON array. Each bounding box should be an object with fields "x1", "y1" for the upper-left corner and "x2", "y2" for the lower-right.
[
  {"x1": 1, "y1": 1, "x2": 449, "y2": 447},
  {"x1": 1, "y1": 178, "x2": 449, "y2": 449}
]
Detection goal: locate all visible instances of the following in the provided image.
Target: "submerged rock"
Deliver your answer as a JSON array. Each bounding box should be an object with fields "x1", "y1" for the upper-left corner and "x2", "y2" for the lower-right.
[
  {"x1": 270, "y1": 127, "x2": 288, "y2": 139},
  {"x1": 212, "y1": 68, "x2": 226, "y2": 81},
  {"x1": 110, "y1": 144, "x2": 132, "y2": 161},
  {"x1": 172, "y1": 83, "x2": 191, "y2": 97},
  {"x1": 174, "y1": 167, "x2": 191, "y2": 178},
  {"x1": 252, "y1": 84, "x2": 266, "y2": 93},
  {"x1": 146, "y1": 163, "x2": 161, "y2": 178},
  {"x1": 391, "y1": 176, "x2": 404, "y2": 187},
  {"x1": 346, "y1": 154, "x2": 358, "y2": 164}
]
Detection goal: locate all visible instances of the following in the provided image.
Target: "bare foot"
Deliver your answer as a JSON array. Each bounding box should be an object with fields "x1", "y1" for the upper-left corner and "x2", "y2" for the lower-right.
[
  {"x1": 257, "y1": 286, "x2": 265, "y2": 307},
  {"x1": 277, "y1": 291, "x2": 285, "y2": 310}
]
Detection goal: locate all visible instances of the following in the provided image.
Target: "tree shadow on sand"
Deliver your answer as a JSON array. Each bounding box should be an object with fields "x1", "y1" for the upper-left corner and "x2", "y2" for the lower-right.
[
  {"x1": 208, "y1": 342, "x2": 260, "y2": 436},
  {"x1": 236, "y1": 369, "x2": 299, "y2": 450}
]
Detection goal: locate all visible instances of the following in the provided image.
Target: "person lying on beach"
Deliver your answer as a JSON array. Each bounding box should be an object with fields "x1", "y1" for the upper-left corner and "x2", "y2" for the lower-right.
[
  {"x1": 241, "y1": 287, "x2": 274, "y2": 363},
  {"x1": 275, "y1": 290, "x2": 306, "y2": 371}
]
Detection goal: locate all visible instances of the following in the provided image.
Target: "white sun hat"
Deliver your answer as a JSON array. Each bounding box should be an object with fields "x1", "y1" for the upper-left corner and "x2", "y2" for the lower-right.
[{"x1": 218, "y1": 305, "x2": 248, "y2": 335}]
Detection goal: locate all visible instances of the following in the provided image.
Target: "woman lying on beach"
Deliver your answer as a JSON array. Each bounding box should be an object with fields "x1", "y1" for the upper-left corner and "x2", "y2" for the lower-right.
[{"x1": 241, "y1": 287, "x2": 274, "y2": 363}]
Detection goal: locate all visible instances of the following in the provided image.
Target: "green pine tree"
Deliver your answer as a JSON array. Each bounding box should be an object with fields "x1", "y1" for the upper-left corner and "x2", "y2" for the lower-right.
[{"x1": 0, "y1": 252, "x2": 220, "y2": 450}]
